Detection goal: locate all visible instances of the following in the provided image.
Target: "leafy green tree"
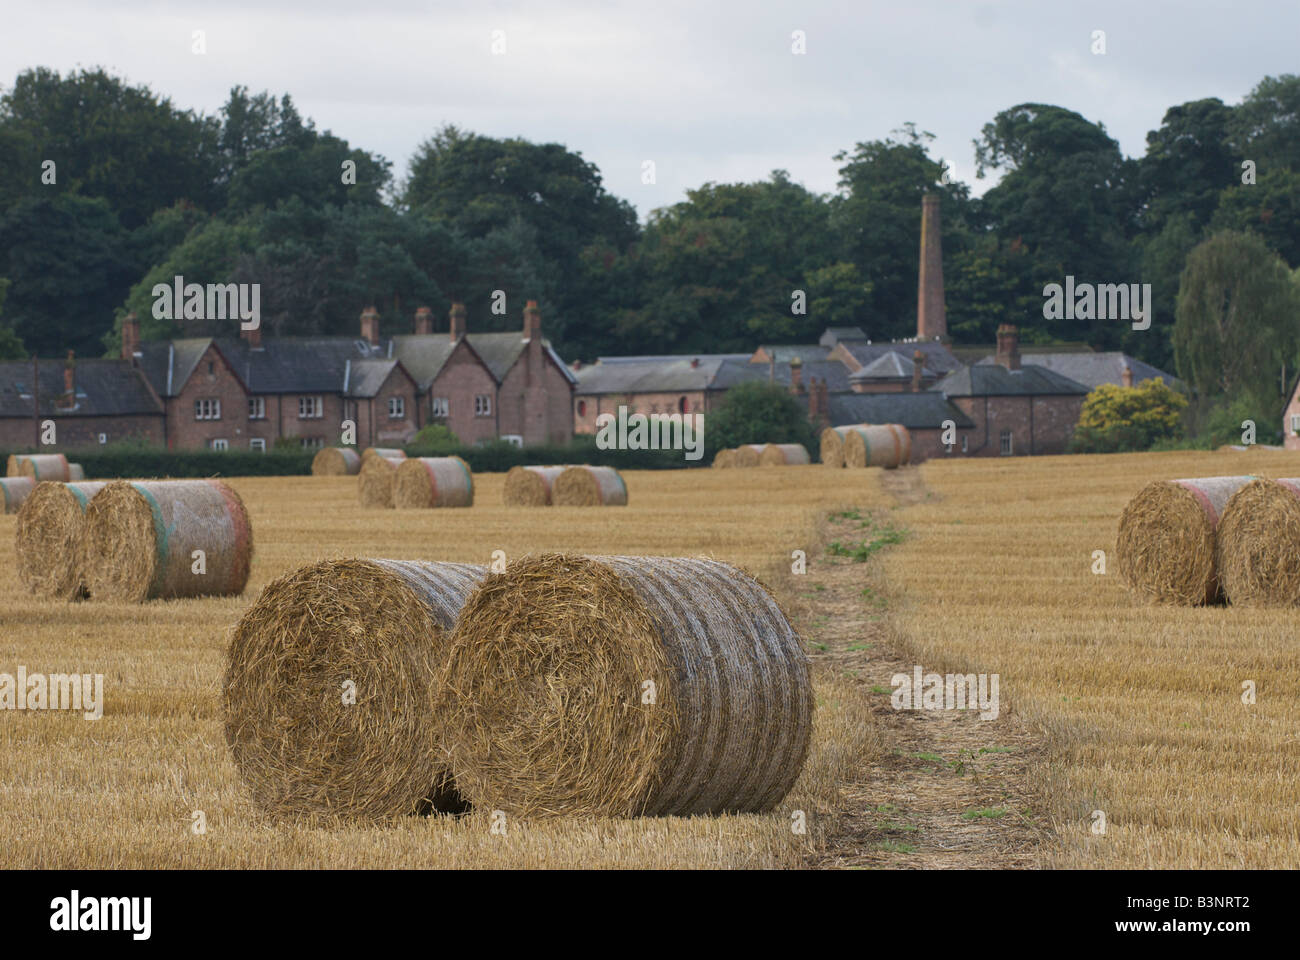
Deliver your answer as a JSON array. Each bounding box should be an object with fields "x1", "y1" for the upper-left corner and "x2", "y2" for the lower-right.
[
  {"x1": 1230, "y1": 74, "x2": 1300, "y2": 173},
  {"x1": 1210, "y1": 166, "x2": 1300, "y2": 267},
  {"x1": 1069, "y1": 379, "x2": 1187, "y2": 452},
  {"x1": 1137, "y1": 98, "x2": 1236, "y2": 233},
  {"x1": 0, "y1": 277, "x2": 25, "y2": 359},
  {"x1": 411, "y1": 423, "x2": 459, "y2": 451},
  {"x1": 704, "y1": 381, "x2": 816, "y2": 454}
]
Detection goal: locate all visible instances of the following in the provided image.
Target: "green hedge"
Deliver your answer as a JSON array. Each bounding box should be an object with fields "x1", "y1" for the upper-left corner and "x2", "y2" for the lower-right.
[{"x1": 405, "y1": 436, "x2": 699, "y2": 472}]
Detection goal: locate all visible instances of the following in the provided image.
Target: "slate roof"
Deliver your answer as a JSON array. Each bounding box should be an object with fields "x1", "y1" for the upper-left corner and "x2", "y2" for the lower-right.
[
  {"x1": 389, "y1": 336, "x2": 458, "y2": 390},
  {"x1": 137, "y1": 339, "x2": 213, "y2": 397},
  {"x1": 850, "y1": 351, "x2": 934, "y2": 381},
  {"x1": 973, "y1": 351, "x2": 1180, "y2": 390},
  {"x1": 799, "y1": 391, "x2": 974, "y2": 429},
  {"x1": 751, "y1": 344, "x2": 833, "y2": 364},
  {"x1": 935, "y1": 363, "x2": 1090, "y2": 397},
  {"x1": 574, "y1": 355, "x2": 752, "y2": 394},
  {"x1": 0, "y1": 359, "x2": 163, "y2": 418},
  {"x1": 819, "y1": 327, "x2": 868, "y2": 347},
  {"x1": 835, "y1": 340, "x2": 962, "y2": 376},
  {"x1": 345, "y1": 359, "x2": 403, "y2": 398}
]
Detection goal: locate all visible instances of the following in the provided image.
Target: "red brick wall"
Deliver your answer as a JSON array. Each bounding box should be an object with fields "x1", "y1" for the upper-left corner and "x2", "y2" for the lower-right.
[
  {"x1": 907, "y1": 426, "x2": 976, "y2": 463},
  {"x1": 952, "y1": 394, "x2": 1083, "y2": 456},
  {"x1": 169, "y1": 344, "x2": 250, "y2": 450},
  {"x1": 429, "y1": 344, "x2": 498, "y2": 445},
  {"x1": 0, "y1": 415, "x2": 164, "y2": 450},
  {"x1": 574, "y1": 390, "x2": 708, "y2": 435},
  {"x1": 499, "y1": 342, "x2": 574, "y2": 445},
  {"x1": 368, "y1": 368, "x2": 419, "y2": 446},
  {"x1": 1285, "y1": 386, "x2": 1300, "y2": 450}
]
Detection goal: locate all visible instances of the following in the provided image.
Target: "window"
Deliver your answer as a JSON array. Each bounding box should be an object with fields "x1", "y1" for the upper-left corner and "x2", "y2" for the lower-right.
[
  {"x1": 98, "y1": 433, "x2": 108, "y2": 445},
  {"x1": 249, "y1": 397, "x2": 266, "y2": 420},
  {"x1": 678, "y1": 396, "x2": 688, "y2": 414},
  {"x1": 388, "y1": 396, "x2": 405, "y2": 419},
  {"x1": 249, "y1": 438, "x2": 266, "y2": 452},
  {"x1": 999, "y1": 430, "x2": 1013, "y2": 456},
  {"x1": 207, "y1": 361, "x2": 215, "y2": 376},
  {"x1": 501, "y1": 434, "x2": 523, "y2": 448},
  {"x1": 577, "y1": 400, "x2": 587, "y2": 417},
  {"x1": 195, "y1": 398, "x2": 221, "y2": 420},
  {"x1": 298, "y1": 396, "x2": 324, "y2": 419},
  {"x1": 299, "y1": 437, "x2": 324, "y2": 450},
  {"x1": 1291, "y1": 414, "x2": 1300, "y2": 435},
  {"x1": 209, "y1": 438, "x2": 229, "y2": 451},
  {"x1": 431, "y1": 397, "x2": 449, "y2": 418},
  {"x1": 475, "y1": 394, "x2": 492, "y2": 417},
  {"x1": 961, "y1": 435, "x2": 968, "y2": 453}
]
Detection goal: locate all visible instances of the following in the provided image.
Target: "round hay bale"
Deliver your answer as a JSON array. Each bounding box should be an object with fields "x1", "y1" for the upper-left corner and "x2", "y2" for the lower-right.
[
  {"x1": 362, "y1": 447, "x2": 406, "y2": 464},
  {"x1": 440, "y1": 554, "x2": 814, "y2": 819},
  {"x1": 1116, "y1": 476, "x2": 1255, "y2": 605},
  {"x1": 223, "y1": 558, "x2": 486, "y2": 821},
  {"x1": 67, "y1": 463, "x2": 86, "y2": 482},
  {"x1": 503, "y1": 465, "x2": 567, "y2": 505},
  {"x1": 358, "y1": 455, "x2": 404, "y2": 508},
  {"x1": 711, "y1": 448, "x2": 738, "y2": 469},
  {"x1": 312, "y1": 447, "x2": 362, "y2": 476},
  {"x1": 553, "y1": 465, "x2": 627, "y2": 506},
  {"x1": 842, "y1": 425, "x2": 903, "y2": 469},
  {"x1": 819, "y1": 427, "x2": 854, "y2": 468},
  {"x1": 9, "y1": 453, "x2": 71, "y2": 481},
  {"x1": 1, "y1": 477, "x2": 36, "y2": 514},
  {"x1": 82, "y1": 479, "x2": 253, "y2": 603},
  {"x1": 15, "y1": 481, "x2": 107, "y2": 599},
  {"x1": 733, "y1": 444, "x2": 765, "y2": 468},
  {"x1": 393, "y1": 456, "x2": 474, "y2": 509},
  {"x1": 1217, "y1": 477, "x2": 1300, "y2": 606},
  {"x1": 887, "y1": 424, "x2": 912, "y2": 465},
  {"x1": 759, "y1": 443, "x2": 810, "y2": 467}
]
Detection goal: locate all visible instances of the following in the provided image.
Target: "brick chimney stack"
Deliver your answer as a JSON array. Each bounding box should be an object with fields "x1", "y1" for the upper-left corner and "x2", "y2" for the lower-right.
[
  {"x1": 995, "y1": 324, "x2": 1021, "y2": 371},
  {"x1": 1121, "y1": 360, "x2": 1134, "y2": 388},
  {"x1": 917, "y1": 193, "x2": 947, "y2": 341},
  {"x1": 414, "y1": 306, "x2": 433, "y2": 335},
  {"x1": 242, "y1": 318, "x2": 261, "y2": 349},
  {"x1": 912, "y1": 349, "x2": 924, "y2": 392},
  {"x1": 790, "y1": 356, "x2": 804, "y2": 394},
  {"x1": 523, "y1": 300, "x2": 542, "y2": 341},
  {"x1": 62, "y1": 350, "x2": 76, "y2": 407},
  {"x1": 121, "y1": 312, "x2": 140, "y2": 363},
  {"x1": 449, "y1": 302, "x2": 466, "y2": 342},
  {"x1": 360, "y1": 306, "x2": 380, "y2": 346}
]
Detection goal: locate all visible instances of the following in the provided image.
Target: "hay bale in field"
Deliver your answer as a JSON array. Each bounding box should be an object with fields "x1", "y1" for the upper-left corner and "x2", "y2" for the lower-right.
[
  {"x1": 439, "y1": 554, "x2": 814, "y2": 819},
  {"x1": 362, "y1": 446, "x2": 406, "y2": 463},
  {"x1": 733, "y1": 444, "x2": 765, "y2": 468},
  {"x1": 503, "y1": 465, "x2": 567, "y2": 505},
  {"x1": 711, "y1": 448, "x2": 738, "y2": 469},
  {"x1": 819, "y1": 427, "x2": 854, "y2": 468},
  {"x1": 1217, "y1": 477, "x2": 1300, "y2": 606},
  {"x1": 759, "y1": 443, "x2": 810, "y2": 467},
  {"x1": 393, "y1": 456, "x2": 474, "y2": 509},
  {"x1": 553, "y1": 465, "x2": 627, "y2": 506},
  {"x1": 67, "y1": 463, "x2": 85, "y2": 481},
  {"x1": 312, "y1": 447, "x2": 362, "y2": 476},
  {"x1": 887, "y1": 424, "x2": 912, "y2": 465},
  {"x1": 1, "y1": 477, "x2": 36, "y2": 514},
  {"x1": 842, "y1": 424, "x2": 905, "y2": 469},
  {"x1": 7, "y1": 453, "x2": 71, "y2": 481},
  {"x1": 358, "y1": 455, "x2": 404, "y2": 508},
  {"x1": 223, "y1": 558, "x2": 486, "y2": 821},
  {"x1": 82, "y1": 479, "x2": 253, "y2": 602},
  {"x1": 15, "y1": 481, "x2": 107, "y2": 599},
  {"x1": 1116, "y1": 475, "x2": 1254, "y2": 605}
]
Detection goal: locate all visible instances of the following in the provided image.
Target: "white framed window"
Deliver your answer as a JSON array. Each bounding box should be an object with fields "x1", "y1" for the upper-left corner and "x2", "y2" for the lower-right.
[
  {"x1": 195, "y1": 398, "x2": 221, "y2": 420},
  {"x1": 500, "y1": 434, "x2": 523, "y2": 449},
  {"x1": 961, "y1": 434, "x2": 968, "y2": 453},
  {"x1": 209, "y1": 438, "x2": 229, "y2": 451},
  {"x1": 431, "y1": 397, "x2": 449, "y2": 418},
  {"x1": 249, "y1": 438, "x2": 266, "y2": 452},
  {"x1": 388, "y1": 396, "x2": 406, "y2": 419},
  {"x1": 474, "y1": 394, "x2": 492, "y2": 417},
  {"x1": 298, "y1": 396, "x2": 324, "y2": 419},
  {"x1": 249, "y1": 396, "x2": 266, "y2": 420},
  {"x1": 999, "y1": 430, "x2": 1013, "y2": 456},
  {"x1": 299, "y1": 436, "x2": 324, "y2": 450},
  {"x1": 98, "y1": 433, "x2": 108, "y2": 445},
  {"x1": 1291, "y1": 414, "x2": 1300, "y2": 435}
]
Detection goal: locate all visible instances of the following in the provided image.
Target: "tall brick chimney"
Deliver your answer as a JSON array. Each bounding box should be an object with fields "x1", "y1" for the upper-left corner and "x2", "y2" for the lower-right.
[
  {"x1": 995, "y1": 324, "x2": 1021, "y2": 371},
  {"x1": 790, "y1": 356, "x2": 804, "y2": 394},
  {"x1": 449, "y1": 302, "x2": 466, "y2": 342},
  {"x1": 62, "y1": 350, "x2": 76, "y2": 408},
  {"x1": 242, "y1": 318, "x2": 261, "y2": 349},
  {"x1": 917, "y1": 193, "x2": 946, "y2": 341},
  {"x1": 912, "y1": 349, "x2": 924, "y2": 392},
  {"x1": 121, "y1": 312, "x2": 139, "y2": 362},
  {"x1": 523, "y1": 300, "x2": 541, "y2": 341},
  {"x1": 360, "y1": 306, "x2": 380, "y2": 346},
  {"x1": 414, "y1": 306, "x2": 433, "y2": 335}
]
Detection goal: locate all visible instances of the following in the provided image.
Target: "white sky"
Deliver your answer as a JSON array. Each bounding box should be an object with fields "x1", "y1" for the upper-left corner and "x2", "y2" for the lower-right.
[{"x1": 3, "y1": 0, "x2": 1293, "y2": 218}]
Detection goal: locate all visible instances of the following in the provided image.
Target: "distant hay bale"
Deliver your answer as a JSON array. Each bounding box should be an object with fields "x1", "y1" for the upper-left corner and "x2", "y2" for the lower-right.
[
  {"x1": 82, "y1": 479, "x2": 253, "y2": 603},
  {"x1": 223, "y1": 558, "x2": 486, "y2": 821},
  {"x1": 733, "y1": 444, "x2": 765, "y2": 468},
  {"x1": 1, "y1": 477, "x2": 36, "y2": 514},
  {"x1": 358, "y1": 455, "x2": 404, "y2": 508},
  {"x1": 67, "y1": 463, "x2": 86, "y2": 481},
  {"x1": 1116, "y1": 476, "x2": 1254, "y2": 605},
  {"x1": 362, "y1": 447, "x2": 406, "y2": 464},
  {"x1": 819, "y1": 427, "x2": 854, "y2": 468},
  {"x1": 887, "y1": 424, "x2": 913, "y2": 465},
  {"x1": 393, "y1": 456, "x2": 474, "y2": 509},
  {"x1": 759, "y1": 443, "x2": 810, "y2": 466},
  {"x1": 7, "y1": 453, "x2": 71, "y2": 481},
  {"x1": 842, "y1": 425, "x2": 905, "y2": 469},
  {"x1": 553, "y1": 465, "x2": 628, "y2": 506},
  {"x1": 439, "y1": 554, "x2": 814, "y2": 819},
  {"x1": 1217, "y1": 478, "x2": 1300, "y2": 606},
  {"x1": 16, "y1": 481, "x2": 107, "y2": 599},
  {"x1": 711, "y1": 448, "x2": 737, "y2": 469},
  {"x1": 312, "y1": 447, "x2": 362, "y2": 476},
  {"x1": 503, "y1": 465, "x2": 567, "y2": 505}
]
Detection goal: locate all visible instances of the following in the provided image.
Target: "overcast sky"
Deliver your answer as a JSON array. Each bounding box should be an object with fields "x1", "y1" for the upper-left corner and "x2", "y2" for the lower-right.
[{"x1": 4, "y1": 1, "x2": 1294, "y2": 218}]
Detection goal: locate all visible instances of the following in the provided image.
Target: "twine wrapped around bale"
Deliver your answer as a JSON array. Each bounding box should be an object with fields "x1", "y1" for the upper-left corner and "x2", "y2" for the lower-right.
[
  {"x1": 503, "y1": 465, "x2": 567, "y2": 506},
  {"x1": 439, "y1": 554, "x2": 814, "y2": 819},
  {"x1": 393, "y1": 457, "x2": 474, "y2": 509},
  {"x1": 553, "y1": 465, "x2": 628, "y2": 506},
  {"x1": 223, "y1": 558, "x2": 486, "y2": 821},
  {"x1": 82, "y1": 479, "x2": 253, "y2": 603},
  {"x1": 887, "y1": 424, "x2": 912, "y2": 465},
  {"x1": 733, "y1": 444, "x2": 765, "y2": 468},
  {"x1": 362, "y1": 447, "x2": 406, "y2": 464},
  {"x1": 16, "y1": 481, "x2": 107, "y2": 599},
  {"x1": 711, "y1": 448, "x2": 737, "y2": 469},
  {"x1": 819, "y1": 427, "x2": 855, "y2": 468},
  {"x1": 67, "y1": 463, "x2": 86, "y2": 482},
  {"x1": 1116, "y1": 476, "x2": 1254, "y2": 605},
  {"x1": 358, "y1": 455, "x2": 404, "y2": 508},
  {"x1": 843, "y1": 425, "x2": 904, "y2": 469},
  {"x1": 1217, "y1": 477, "x2": 1300, "y2": 606},
  {"x1": 759, "y1": 443, "x2": 810, "y2": 467},
  {"x1": 1, "y1": 477, "x2": 36, "y2": 514},
  {"x1": 312, "y1": 447, "x2": 362, "y2": 476},
  {"x1": 7, "y1": 453, "x2": 71, "y2": 481}
]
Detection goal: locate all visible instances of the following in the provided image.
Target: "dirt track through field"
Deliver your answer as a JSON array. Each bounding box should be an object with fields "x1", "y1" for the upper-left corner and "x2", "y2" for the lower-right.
[{"x1": 801, "y1": 467, "x2": 1053, "y2": 868}]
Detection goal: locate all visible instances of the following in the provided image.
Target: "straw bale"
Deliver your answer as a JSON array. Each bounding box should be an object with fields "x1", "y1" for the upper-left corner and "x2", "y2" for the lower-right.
[
  {"x1": 358, "y1": 455, "x2": 404, "y2": 508},
  {"x1": 733, "y1": 444, "x2": 765, "y2": 468},
  {"x1": 16, "y1": 481, "x2": 106, "y2": 599},
  {"x1": 8, "y1": 453, "x2": 71, "y2": 481},
  {"x1": 393, "y1": 457, "x2": 474, "y2": 509},
  {"x1": 312, "y1": 447, "x2": 362, "y2": 476},
  {"x1": 759, "y1": 443, "x2": 810, "y2": 466},
  {"x1": 503, "y1": 465, "x2": 567, "y2": 505},
  {"x1": 842, "y1": 425, "x2": 904, "y2": 469},
  {"x1": 553, "y1": 465, "x2": 627, "y2": 506},
  {"x1": 1217, "y1": 477, "x2": 1300, "y2": 606},
  {"x1": 0, "y1": 477, "x2": 36, "y2": 514},
  {"x1": 711, "y1": 448, "x2": 738, "y2": 469}
]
